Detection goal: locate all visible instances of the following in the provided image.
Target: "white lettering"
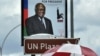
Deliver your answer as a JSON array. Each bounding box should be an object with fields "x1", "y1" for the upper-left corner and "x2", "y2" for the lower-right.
[
  {"x1": 27, "y1": 43, "x2": 32, "y2": 50},
  {"x1": 27, "y1": 43, "x2": 38, "y2": 50},
  {"x1": 47, "y1": 45, "x2": 52, "y2": 49},
  {"x1": 33, "y1": 43, "x2": 38, "y2": 50},
  {"x1": 40, "y1": 43, "x2": 60, "y2": 49},
  {"x1": 41, "y1": 43, "x2": 45, "y2": 49}
]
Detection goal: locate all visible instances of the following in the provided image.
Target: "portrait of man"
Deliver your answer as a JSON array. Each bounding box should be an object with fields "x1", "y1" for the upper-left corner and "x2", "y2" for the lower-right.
[
  {"x1": 23, "y1": 0, "x2": 66, "y2": 56},
  {"x1": 26, "y1": 3, "x2": 53, "y2": 36}
]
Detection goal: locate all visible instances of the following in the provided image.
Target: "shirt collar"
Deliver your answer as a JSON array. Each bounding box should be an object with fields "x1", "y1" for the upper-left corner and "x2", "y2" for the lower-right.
[{"x1": 38, "y1": 17, "x2": 44, "y2": 21}]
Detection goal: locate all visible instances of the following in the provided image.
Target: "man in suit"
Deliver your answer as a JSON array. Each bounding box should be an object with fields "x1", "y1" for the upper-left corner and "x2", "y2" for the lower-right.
[
  {"x1": 26, "y1": 3, "x2": 53, "y2": 36},
  {"x1": 26, "y1": 3, "x2": 53, "y2": 56}
]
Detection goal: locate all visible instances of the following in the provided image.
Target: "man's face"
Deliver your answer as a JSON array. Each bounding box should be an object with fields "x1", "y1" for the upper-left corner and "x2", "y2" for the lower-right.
[{"x1": 37, "y1": 5, "x2": 45, "y2": 17}]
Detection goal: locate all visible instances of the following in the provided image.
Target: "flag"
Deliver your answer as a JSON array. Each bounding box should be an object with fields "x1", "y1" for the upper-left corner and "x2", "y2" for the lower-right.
[
  {"x1": 42, "y1": 44, "x2": 97, "y2": 56},
  {"x1": 22, "y1": 0, "x2": 28, "y2": 46},
  {"x1": 23, "y1": 0, "x2": 28, "y2": 36},
  {"x1": 23, "y1": 0, "x2": 28, "y2": 25}
]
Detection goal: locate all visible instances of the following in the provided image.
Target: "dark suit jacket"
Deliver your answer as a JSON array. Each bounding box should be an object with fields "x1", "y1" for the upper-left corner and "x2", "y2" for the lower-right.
[{"x1": 26, "y1": 15, "x2": 53, "y2": 36}]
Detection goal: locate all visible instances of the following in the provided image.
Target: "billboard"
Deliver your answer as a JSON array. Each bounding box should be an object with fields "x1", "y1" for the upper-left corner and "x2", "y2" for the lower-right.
[{"x1": 22, "y1": 0, "x2": 67, "y2": 46}]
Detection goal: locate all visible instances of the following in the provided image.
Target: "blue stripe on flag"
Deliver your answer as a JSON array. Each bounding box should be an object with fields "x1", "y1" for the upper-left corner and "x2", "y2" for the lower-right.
[{"x1": 23, "y1": 0, "x2": 28, "y2": 9}]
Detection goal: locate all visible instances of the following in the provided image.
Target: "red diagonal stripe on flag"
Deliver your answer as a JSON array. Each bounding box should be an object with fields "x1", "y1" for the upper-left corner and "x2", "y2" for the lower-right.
[
  {"x1": 81, "y1": 46, "x2": 97, "y2": 56},
  {"x1": 53, "y1": 52, "x2": 70, "y2": 56}
]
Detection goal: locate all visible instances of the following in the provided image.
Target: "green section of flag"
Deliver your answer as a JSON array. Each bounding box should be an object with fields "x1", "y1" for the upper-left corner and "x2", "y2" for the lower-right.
[{"x1": 24, "y1": 27, "x2": 28, "y2": 36}]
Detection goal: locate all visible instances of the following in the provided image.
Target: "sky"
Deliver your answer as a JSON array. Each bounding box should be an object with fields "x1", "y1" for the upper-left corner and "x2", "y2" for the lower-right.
[{"x1": 0, "y1": 0, "x2": 100, "y2": 56}]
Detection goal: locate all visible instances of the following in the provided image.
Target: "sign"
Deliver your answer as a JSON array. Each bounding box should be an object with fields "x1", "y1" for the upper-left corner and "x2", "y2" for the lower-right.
[{"x1": 24, "y1": 38, "x2": 80, "y2": 54}]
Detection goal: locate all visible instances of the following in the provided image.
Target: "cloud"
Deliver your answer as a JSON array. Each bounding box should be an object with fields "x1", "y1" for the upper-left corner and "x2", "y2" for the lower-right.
[
  {"x1": 0, "y1": 0, "x2": 21, "y2": 46},
  {"x1": 2, "y1": 52, "x2": 31, "y2": 56},
  {"x1": 0, "y1": 0, "x2": 21, "y2": 55},
  {"x1": 74, "y1": 0, "x2": 100, "y2": 25},
  {"x1": 74, "y1": 0, "x2": 100, "y2": 55},
  {"x1": 75, "y1": 0, "x2": 100, "y2": 16},
  {"x1": 74, "y1": 25, "x2": 100, "y2": 56},
  {"x1": 0, "y1": 0, "x2": 21, "y2": 17},
  {"x1": 3, "y1": 52, "x2": 42, "y2": 56},
  {"x1": 0, "y1": 0, "x2": 100, "y2": 56},
  {"x1": 2, "y1": 26, "x2": 21, "y2": 55},
  {"x1": 0, "y1": 15, "x2": 21, "y2": 46}
]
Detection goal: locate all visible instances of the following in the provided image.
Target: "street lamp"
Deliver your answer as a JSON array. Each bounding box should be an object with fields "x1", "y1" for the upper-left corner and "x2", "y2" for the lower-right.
[
  {"x1": 1, "y1": 24, "x2": 20, "y2": 56},
  {"x1": 0, "y1": 47, "x2": 1, "y2": 56}
]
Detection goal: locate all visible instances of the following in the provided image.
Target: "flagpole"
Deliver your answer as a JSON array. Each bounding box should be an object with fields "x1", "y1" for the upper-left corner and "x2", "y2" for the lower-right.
[
  {"x1": 70, "y1": 0, "x2": 74, "y2": 38},
  {"x1": 65, "y1": 0, "x2": 68, "y2": 38}
]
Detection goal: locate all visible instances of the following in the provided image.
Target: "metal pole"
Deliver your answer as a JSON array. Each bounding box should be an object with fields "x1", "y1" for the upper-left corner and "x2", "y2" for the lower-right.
[
  {"x1": 0, "y1": 47, "x2": 1, "y2": 56},
  {"x1": 65, "y1": 0, "x2": 68, "y2": 38},
  {"x1": 70, "y1": 0, "x2": 74, "y2": 38}
]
